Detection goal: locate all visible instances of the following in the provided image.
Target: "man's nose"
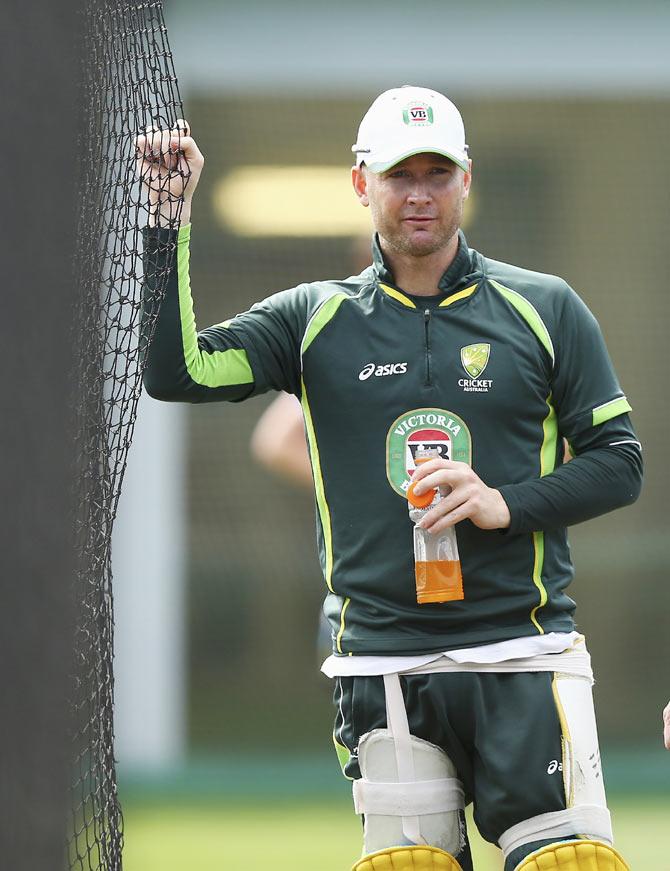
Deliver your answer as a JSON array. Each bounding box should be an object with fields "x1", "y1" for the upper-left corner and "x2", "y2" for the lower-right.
[{"x1": 407, "y1": 182, "x2": 432, "y2": 204}]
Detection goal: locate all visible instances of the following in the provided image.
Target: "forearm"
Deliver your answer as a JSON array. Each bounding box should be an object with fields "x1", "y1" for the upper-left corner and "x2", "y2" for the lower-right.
[
  {"x1": 141, "y1": 225, "x2": 255, "y2": 403},
  {"x1": 498, "y1": 419, "x2": 643, "y2": 534}
]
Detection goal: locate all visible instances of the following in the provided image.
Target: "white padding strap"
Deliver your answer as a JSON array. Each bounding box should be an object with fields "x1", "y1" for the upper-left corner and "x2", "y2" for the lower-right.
[
  {"x1": 383, "y1": 673, "x2": 422, "y2": 845},
  {"x1": 353, "y1": 777, "x2": 465, "y2": 817},
  {"x1": 498, "y1": 805, "x2": 613, "y2": 858}
]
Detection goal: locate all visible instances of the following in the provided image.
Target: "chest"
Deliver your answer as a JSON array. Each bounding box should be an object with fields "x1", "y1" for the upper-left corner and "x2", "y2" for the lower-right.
[{"x1": 302, "y1": 289, "x2": 552, "y2": 424}]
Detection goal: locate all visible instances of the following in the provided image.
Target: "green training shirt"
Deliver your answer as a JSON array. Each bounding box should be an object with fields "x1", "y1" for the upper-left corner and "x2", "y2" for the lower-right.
[{"x1": 142, "y1": 226, "x2": 642, "y2": 655}]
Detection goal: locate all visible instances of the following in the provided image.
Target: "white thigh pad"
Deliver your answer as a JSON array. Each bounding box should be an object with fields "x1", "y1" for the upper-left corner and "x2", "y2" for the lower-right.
[
  {"x1": 499, "y1": 674, "x2": 613, "y2": 859},
  {"x1": 353, "y1": 729, "x2": 465, "y2": 856}
]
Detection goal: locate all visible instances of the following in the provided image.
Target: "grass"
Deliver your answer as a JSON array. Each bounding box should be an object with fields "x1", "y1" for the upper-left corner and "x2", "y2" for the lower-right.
[{"x1": 122, "y1": 795, "x2": 670, "y2": 870}]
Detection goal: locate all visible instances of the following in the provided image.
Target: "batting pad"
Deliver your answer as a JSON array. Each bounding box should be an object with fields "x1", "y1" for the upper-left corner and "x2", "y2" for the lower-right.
[
  {"x1": 354, "y1": 728, "x2": 464, "y2": 854},
  {"x1": 514, "y1": 839, "x2": 629, "y2": 870},
  {"x1": 352, "y1": 845, "x2": 463, "y2": 871}
]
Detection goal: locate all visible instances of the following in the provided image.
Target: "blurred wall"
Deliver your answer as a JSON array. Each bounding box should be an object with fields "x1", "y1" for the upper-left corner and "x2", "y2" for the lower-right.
[{"x1": 168, "y1": 0, "x2": 670, "y2": 96}]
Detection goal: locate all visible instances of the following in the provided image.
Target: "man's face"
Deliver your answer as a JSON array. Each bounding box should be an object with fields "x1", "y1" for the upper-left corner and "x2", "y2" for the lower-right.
[{"x1": 352, "y1": 152, "x2": 471, "y2": 258}]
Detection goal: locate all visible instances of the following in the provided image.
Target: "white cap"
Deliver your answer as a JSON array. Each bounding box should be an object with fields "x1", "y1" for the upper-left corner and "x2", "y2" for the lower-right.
[{"x1": 352, "y1": 85, "x2": 469, "y2": 174}]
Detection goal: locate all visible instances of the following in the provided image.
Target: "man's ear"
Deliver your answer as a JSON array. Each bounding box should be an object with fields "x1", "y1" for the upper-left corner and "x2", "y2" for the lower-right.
[
  {"x1": 352, "y1": 164, "x2": 369, "y2": 207},
  {"x1": 462, "y1": 158, "x2": 473, "y2": 200}
]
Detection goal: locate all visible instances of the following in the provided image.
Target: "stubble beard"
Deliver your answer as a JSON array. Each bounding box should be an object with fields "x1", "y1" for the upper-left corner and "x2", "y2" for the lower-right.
[{"x1": 374, "y1": 203, "x2": 463, "y2": 260}]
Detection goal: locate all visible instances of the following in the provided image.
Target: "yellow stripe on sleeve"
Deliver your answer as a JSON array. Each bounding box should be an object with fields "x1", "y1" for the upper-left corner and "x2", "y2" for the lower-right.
[
  {"x1": 176, "y1": 233, "x2": 254, "y2": 386},
  {"x1": 592, "y1": 396, "x2": 632, "y2": 427}
]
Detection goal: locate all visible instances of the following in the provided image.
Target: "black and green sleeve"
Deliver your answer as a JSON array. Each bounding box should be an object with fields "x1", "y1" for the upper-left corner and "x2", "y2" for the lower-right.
[
  {"x1": 497, "y1": 281, "x2": 642, "y2": 534},
  {"x1": 141, "y1": 224, "x2": 305, "y2": 402},
  {"x1": 498, "y1": 416, "x2": 642, "y2": 534}
]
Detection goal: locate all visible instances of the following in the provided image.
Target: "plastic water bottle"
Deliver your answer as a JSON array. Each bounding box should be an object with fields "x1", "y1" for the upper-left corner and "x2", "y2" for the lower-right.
[{"x1": 407, "y1": 448, "x2": 464, "y2": 604}]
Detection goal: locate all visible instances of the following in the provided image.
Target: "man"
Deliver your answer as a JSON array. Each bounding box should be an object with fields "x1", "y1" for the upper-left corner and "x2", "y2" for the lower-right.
[{"x1": 138, "y1": 86, "x2": 642, "y2": 871}]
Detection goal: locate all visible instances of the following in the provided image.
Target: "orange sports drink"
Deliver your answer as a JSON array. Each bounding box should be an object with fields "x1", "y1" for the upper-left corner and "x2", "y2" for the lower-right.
[{"x1": 407, "y1": 450, "x2": 464, "y2": 604}]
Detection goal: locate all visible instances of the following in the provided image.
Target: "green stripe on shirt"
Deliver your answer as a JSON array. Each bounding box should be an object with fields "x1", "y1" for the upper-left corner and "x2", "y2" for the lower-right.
[
  {"x1": 301, "y1": 292, "x2": 349, "y2": 355},
  {"x1": 593, "y1": 396, "x2": 632, "y2": 427},
  {"x1": 490, "y1": 279, "x2": 555, "y2": 365},
  {"x1": 176, "y1": 226, "x2": 254, "y2": 387}
]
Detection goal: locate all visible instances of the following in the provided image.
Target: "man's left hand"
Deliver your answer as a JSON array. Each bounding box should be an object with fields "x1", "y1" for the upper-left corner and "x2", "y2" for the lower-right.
[{"x1": 410, "y1": 459, "x2": 511, "y2": 533}]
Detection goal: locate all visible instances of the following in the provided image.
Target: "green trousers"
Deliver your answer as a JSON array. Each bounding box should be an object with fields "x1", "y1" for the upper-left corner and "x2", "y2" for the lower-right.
[{"x1": 334, "y1": 671, "x2": 579, "y2": 869}]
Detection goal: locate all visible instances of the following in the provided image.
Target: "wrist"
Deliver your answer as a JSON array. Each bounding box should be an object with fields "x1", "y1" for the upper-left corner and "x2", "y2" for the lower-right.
[
  {"x1": 148, "y1": 198, "x2": 191, "y2": 228},
  {"x1": 492, "y1": 488, "x2": 511, "y2": 529},
  {"x1": 178, "y1": 201, "x2": 191, "y2": 226}
]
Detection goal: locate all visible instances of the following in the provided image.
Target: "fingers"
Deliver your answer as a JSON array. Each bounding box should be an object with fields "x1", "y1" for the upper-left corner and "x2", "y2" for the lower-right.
[
  {"x1": 412, "y1": 461, "x2": 471, "y2": 496},
  {"x1": 416, "y1": 489, "x2": 469, "y2": 531},
  {"x1": 174, "y1": 118, "x2": 190, "y2": 136},
  {"x1": 134, "y1": 120, "x2": 197, "y2": 164},
  {"x1": 135, "y1": 124, "x2": 162, "y2": 162},
  {"x1": 417, "y1": 483, "x2": 510, "y2": 532},
  {"x1": 420, "y1": 502, "x2": 472, "y2": 535},
  {"x1": 410, "y1": 458, "x2": 451, "y2": 483}
]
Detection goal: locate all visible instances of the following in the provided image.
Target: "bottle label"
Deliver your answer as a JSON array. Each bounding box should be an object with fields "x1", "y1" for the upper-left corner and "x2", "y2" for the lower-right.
[{"x1": 386, "y1": 406, "x2": 472, "y2": 498}]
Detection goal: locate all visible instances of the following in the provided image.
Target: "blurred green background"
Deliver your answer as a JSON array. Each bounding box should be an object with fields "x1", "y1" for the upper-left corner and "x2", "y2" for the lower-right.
[
  {"x1": 122, "y1": 797, "x2": 670, "y2": 869},
  {"x1": 114, "y1": 1, "x2": 670, "y2": 867}
]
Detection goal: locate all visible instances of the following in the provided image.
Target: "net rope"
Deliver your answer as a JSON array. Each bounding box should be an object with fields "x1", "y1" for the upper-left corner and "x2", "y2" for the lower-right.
[{"x1": 70, "y1": 2, "x2": 185, "y2": 867}]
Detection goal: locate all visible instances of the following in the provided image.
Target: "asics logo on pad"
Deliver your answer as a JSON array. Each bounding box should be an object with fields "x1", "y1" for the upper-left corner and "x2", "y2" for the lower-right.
[
  {"x1": 359, "y1": 362, "x2": 408, "y2": 381},
  {"x1": 547, "y1": 760, "x2": 563, "y2": 775}
]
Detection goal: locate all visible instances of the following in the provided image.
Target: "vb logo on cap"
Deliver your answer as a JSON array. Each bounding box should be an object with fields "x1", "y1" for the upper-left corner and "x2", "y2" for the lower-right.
[{"x1": 403, "y1": 103, "x2": 434, "y2": 126}]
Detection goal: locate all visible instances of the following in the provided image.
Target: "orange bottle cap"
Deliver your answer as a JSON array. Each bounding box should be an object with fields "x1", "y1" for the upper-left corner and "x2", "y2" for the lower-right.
[{"x1": 407, "y1": 481, "x2": 436, "y2": 509}]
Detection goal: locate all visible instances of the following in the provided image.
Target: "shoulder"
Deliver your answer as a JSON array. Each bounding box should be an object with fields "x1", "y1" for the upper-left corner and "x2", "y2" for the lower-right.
[
  {"x1": 482, "y1": 254, "x2": 574, "y2": 311},
  {"x1": 259, "y1": 267, "x2": 374, "y2": 314},
  {"x1": 481, "y1": 253, "x2": 596, "y2": 326},
  {"x1": 239, "y1": 269, "x2": 374, "y2": 350},
  {"x1": 478, "y1": 253, "x2": 597, "y2": 365},
  {"x1": 304, "y1": 266, "x2": 376, "y2": 305}
]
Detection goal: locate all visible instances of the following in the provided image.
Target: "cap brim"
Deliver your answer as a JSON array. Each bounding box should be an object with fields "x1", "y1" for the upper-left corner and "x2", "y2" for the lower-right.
[{"x1": 365, "y1": 146, "x2": 469, "y2": 174}]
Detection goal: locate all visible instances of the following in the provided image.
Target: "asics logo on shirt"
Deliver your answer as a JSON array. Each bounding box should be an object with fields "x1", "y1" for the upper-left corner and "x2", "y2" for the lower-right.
[{"x1": 358, "y1": 362, "x2": 408, "y2": 381}]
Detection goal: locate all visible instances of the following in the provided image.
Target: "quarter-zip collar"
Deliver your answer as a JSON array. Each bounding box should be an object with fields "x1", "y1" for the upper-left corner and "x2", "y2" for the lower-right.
[{"x1": 371, "y1": 229, "x2": 480, "y2": 301}]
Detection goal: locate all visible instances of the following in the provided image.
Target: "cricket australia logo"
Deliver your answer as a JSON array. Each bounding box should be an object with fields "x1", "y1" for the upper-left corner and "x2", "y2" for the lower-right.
[
  {"x1": 386, "y1": 407, "x2": 472, "y2": 497},
  {"x1": 459, "y1": 343, "x2": 493, "y2": 393},
  {"x1": 402, "y1": 102, "x2": 434, "y2": 126}
]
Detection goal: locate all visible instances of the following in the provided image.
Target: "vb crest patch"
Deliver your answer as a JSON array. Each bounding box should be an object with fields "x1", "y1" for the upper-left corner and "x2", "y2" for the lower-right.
[
  {"x1": 386, "y1": 407, "x2": 472, "y2": 497},
  {"x1": 402, "y1": 102, "x2": 434, "y2": 126}
]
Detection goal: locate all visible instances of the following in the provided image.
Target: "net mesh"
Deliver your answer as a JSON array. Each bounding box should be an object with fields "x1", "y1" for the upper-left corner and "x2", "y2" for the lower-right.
[{"x1": 70, "y1": 2, "x2": 184, "y2": 867}]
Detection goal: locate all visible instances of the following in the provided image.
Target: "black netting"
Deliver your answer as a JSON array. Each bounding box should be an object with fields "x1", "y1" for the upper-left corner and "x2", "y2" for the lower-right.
[{"x1": 70, "y1": 2, "x2": 184, "y2": 868}]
